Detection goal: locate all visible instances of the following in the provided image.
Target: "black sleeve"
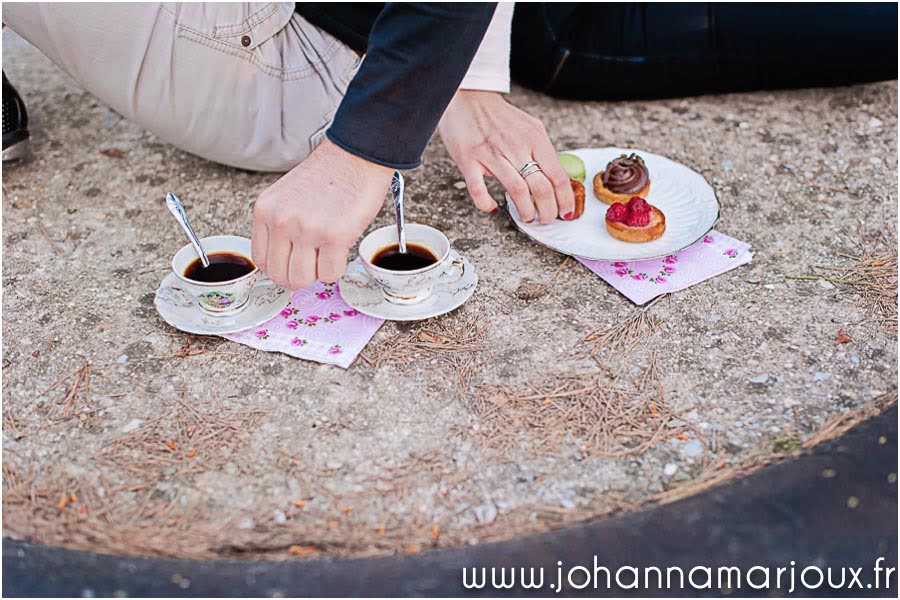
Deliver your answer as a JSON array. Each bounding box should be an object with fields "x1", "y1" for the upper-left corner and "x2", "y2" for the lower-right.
[{"x1": 326, "y1": 3, "x2": 497, "y2": 169}]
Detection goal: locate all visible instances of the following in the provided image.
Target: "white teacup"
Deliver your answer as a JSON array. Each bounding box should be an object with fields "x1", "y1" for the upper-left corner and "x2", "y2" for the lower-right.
[
  {"x1": 172, "y1": 235, "x2": 260, "y2": 316},
  {"x1": 359, "y1": 224, "x2": 464, "y2": 305}
]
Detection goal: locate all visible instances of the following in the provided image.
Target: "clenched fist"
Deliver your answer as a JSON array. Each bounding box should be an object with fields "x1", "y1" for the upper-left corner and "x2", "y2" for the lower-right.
[{"x1": 251, "y1": 139, "x2": 392, "y2": 290}]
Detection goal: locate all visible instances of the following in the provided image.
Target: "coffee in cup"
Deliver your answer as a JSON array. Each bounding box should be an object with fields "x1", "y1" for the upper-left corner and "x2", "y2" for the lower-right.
[
  {"x1": 183, "y1": 252, "x2": 256, "y2": 282},
  {"x1": 370, "y1": 243, "x2": 438, "y2": 271}
]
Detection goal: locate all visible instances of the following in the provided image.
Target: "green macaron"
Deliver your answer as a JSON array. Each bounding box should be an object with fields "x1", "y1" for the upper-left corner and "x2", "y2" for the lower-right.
[{"x1": 557, "y1": 153, "x2": 586, "y2": 182}]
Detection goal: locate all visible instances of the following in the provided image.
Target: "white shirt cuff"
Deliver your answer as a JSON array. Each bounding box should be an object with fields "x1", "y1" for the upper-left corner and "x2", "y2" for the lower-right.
[{"x1": 459, "y1": 2, "x2": 513, "y2": 93}]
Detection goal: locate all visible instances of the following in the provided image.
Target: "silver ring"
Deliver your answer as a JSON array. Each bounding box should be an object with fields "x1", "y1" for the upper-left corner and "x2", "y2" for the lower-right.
[{"x1": 518, "y1": 161, "x2": 540, "y2": 177}]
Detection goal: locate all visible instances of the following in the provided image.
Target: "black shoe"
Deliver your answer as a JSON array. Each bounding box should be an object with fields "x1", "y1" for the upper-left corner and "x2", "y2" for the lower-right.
[{"x1": 3, "y1": 71, "x2": 30, "y2": 163}]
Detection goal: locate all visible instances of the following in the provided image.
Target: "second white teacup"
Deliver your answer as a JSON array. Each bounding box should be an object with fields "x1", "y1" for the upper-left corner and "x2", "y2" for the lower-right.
[{"x1": 358, "y1": 224, "x2": 464, "y2": 305}]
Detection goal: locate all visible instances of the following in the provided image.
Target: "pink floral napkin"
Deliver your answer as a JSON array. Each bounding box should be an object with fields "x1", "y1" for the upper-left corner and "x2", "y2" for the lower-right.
[
  {"x1": 577, "y1": 230, "x2": 752, "y2": 305},
  {"x1": 224, "y1": 281, "x2": 384, "y2": 368}
]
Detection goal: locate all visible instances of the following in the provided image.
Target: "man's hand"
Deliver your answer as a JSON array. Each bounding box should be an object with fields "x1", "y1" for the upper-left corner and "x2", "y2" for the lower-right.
[
  {"x1": 251, "y1": 139, "x2": 392, "y2": 290},
  {"x1": 437, "y1": 90, "x2": 575, "y2": 224}
]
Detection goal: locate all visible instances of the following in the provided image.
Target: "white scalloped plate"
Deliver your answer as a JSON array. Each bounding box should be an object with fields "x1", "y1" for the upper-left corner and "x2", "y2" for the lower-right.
[{"x1": 506, "y1": 147, "x2": 720, "y2": 261}]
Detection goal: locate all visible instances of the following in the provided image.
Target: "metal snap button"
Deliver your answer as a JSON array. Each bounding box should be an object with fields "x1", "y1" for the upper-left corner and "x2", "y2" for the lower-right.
[{"x1": 241, "y1": 35, "x2": 251, "y2": 47}]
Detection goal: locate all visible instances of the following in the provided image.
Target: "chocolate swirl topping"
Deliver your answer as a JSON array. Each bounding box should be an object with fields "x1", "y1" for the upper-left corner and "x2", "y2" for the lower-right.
[{"x1": 601, "y1": 153, "x2": 649, "y2": 194}]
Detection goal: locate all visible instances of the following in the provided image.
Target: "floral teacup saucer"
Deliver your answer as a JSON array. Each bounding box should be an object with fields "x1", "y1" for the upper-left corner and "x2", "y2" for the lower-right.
[
  {"x1": 340, "y1": 250, "x2": 478, "y2": 321},
  {"x1": 155, "y1": 272, "x2": 291, "y2": 335}
]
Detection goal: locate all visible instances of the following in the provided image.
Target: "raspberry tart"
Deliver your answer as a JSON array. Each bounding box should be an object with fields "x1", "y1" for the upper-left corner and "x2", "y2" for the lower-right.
[
  {"x1": 605, "y1": 196, "x2": 665, "y2": 243},
  {"x1": 593, "y1": 153, "x2": 651, "y2": 204}
]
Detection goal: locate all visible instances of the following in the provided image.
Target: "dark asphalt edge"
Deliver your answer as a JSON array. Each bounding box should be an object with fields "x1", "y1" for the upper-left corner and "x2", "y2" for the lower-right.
[{"x1": 4, "y1": 404, "x2": 897, "y2": 598}]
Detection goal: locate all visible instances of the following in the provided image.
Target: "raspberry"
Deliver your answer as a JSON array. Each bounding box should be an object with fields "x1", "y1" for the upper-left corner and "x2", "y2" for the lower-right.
[
  {"x1": 628, "y1": 196, "x2": 650, "y2": 213},
  {"x1": 606, "y1": 202, "x2": 628, "y2": 223},
  {"x1": 624, "y1": 209, "x2": 651, "y2": 227}
]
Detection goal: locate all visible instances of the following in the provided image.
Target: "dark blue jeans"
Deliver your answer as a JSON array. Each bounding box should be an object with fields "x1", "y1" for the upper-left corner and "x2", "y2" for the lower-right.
[{"x1": 511, "y1": 3, "x2": 898, "y2": 99}]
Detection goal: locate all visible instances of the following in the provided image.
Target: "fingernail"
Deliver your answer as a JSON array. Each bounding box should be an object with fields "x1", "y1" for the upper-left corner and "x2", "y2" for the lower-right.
[
  {"x1": 491, "y1": 207, "x2": 499, "y2": 214},
  {"x1": 526, "y1": 217, "x2": 535, "y2": 223},
  {"x1": 563, "y1": 211, "x2": 574, "y2": 220}
]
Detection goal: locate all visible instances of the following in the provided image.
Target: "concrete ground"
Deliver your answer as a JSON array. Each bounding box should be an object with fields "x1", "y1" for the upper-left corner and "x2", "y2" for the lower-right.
[
  {"x1": 2, "y1": 29, "x2": 897, "y2": 560},
  {"x1": 5, "y1": 407, "x2": 897, "y2": 597}
]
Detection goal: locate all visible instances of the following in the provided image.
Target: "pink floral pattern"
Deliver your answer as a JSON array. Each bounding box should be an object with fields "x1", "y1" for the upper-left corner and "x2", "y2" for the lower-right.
[
  {"x1": 577, "y1": 229, "x2": 752, "y2": 305},
  {"x1": 224, "y1": 280, "x2": 383, "y2": 368},
  {"x1": 613, "y1": 253, "x2": 679, "y2": 285}
]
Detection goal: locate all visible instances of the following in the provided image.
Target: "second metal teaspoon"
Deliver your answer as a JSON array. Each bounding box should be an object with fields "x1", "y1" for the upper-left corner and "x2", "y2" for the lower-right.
[{"x1": 390, "y1": 170, "x2": 407, "y2": 254}]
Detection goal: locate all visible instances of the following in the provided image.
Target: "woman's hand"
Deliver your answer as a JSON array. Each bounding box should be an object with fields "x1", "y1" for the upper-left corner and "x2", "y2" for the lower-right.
[
  {"x1": 437, "y1": 90, "x2": 575, "y2": 224},
  {"x1": 251, "y1": 139, "x2": 392, "y2": 290}
]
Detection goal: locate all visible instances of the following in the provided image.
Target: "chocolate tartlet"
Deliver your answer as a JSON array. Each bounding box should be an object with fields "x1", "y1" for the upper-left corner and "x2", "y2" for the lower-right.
[{"x1": 593, "y1": 153, "x2": 651, "y2": 204}]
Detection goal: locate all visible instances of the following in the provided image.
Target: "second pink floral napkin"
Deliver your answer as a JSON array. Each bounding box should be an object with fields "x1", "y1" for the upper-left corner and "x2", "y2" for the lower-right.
[
  {"x1": 224, "y1": 281, "x2": 384, "y2": 368},
  {"x1": 577, "y1": 230, "x2": 753, "y2": 305}
]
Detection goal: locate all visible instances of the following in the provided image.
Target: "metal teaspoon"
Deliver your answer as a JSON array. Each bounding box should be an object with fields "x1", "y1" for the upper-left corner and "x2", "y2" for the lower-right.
[
  {"x1": 390, "y1": 170, "x2": 407, "y2": 254},
  {"x1": 165, "y1": 192, "x2": 210, "y2": 268}
]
